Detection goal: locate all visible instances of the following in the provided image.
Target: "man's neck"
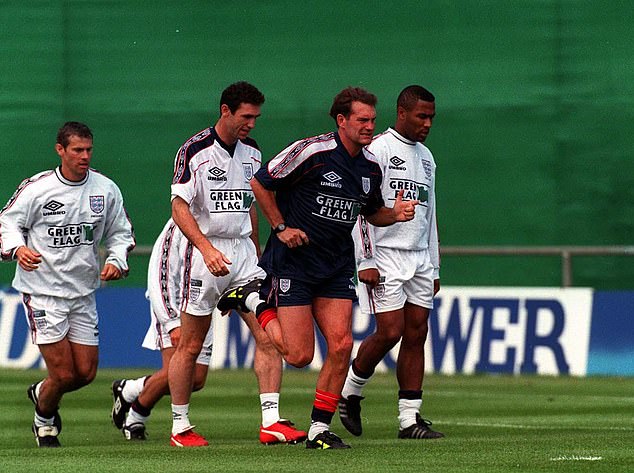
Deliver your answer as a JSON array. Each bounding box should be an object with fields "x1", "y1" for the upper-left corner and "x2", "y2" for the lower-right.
[
  {"x1": 214, "y1": 122, "x2": 238, "y2": 147},
  {"x1": 337, "y1": 131, "x2": 362, "y2": 157},
  {"x1": 393, "y1": 125, "x2": 412, "y2": 142}
]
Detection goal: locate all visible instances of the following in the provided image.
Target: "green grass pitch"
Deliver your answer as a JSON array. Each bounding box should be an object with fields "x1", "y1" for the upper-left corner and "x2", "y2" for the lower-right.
[{"x1": 1, "y1": 368, "x2": 632, "y2": 472}]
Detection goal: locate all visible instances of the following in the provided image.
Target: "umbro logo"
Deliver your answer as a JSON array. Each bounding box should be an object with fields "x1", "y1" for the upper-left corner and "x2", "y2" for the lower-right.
[
  {"x1": 208, "y1": 167, "x2": 227, "y2": 181},
  {"x1": 42, "y1": 200, "x2": 66, "y2": 216},
  {"x1": 323, "y1": 171, "x2": 341, "y2": 183},
  {"x1": 389, "y1": 156, "x2": 406, "y2": 170},
  {"x1": 43, "y1": 200, "x2": 64, "y2": 212},
  {"x1": 321, "y1": 171, "x2": 342, "y2": 188}
]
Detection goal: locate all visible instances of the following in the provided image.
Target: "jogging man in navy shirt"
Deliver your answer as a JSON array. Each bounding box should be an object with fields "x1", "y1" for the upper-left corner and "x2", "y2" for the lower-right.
[{"x1": 248, "y1": 87, "x2": 418, "y2": 449}]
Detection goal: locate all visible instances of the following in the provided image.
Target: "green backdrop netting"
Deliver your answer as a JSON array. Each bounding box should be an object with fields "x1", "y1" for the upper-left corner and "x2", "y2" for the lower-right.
[{"x1": 1, "y1": 1, "x2": 633, "y2": 288}]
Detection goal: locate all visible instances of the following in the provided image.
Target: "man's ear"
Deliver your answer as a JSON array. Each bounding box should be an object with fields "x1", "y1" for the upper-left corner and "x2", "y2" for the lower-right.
[{"x1": 220, "y1": 103, "x2": 231, "y2": 117}]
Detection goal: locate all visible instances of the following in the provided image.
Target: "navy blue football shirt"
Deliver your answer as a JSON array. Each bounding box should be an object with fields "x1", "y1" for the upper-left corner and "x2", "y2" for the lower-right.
[{"x1": 254, "y1": 131, "x2": 385, "y2": 281}]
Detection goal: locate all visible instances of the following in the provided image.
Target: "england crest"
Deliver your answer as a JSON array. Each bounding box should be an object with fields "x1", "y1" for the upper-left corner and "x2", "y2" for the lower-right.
[
  {"x1": 422, "y1": 159, "x2": 432, "y2": 178},
  {"x1": 362, "y1": 176, "x2": 371, "y2": 194},
  {"x1": 279, "y1": 278, "x2": 291, "y2": 293},
  {"x1": 243, "y1": 163, "x2": 254, "y2": 181},
  {"x1": 374, "y1": 284, "x2": 385, "y2": 299},
  {"x1": 189, "y1": 287, "x2": 200, "y2": 302},
  {"x1": 32, "y1": 310, "x2": 48, "y2": 333},
  {"x1": 89, "y1": 195, "x2": 104, "y2": 214}
]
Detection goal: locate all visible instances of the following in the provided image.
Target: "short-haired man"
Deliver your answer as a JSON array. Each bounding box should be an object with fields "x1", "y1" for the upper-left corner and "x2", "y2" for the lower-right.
[
  {"x1": 339, "y1": 85, "x2": 444, "y2": 440},
  {"x1": 247, "y1": 87, "x2": 418, "y2": 449},
  {"x1": 165, "y1": 81, "x2": 304, "y2": 447},
  {"x1": 0, "y1": 122, "x2": 135, "y2": 447},
  {"x1": 111, "y1": 218, "x2": 305, "y2": 445}
]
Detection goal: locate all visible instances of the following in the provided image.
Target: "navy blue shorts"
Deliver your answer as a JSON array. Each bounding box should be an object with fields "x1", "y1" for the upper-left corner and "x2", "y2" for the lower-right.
[{"x1": 260, "y1": 273, "x2": 357, "y2": 307}]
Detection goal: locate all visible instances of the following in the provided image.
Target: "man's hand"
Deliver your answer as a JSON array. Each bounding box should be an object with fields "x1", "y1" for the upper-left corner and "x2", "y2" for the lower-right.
[
  {"x1": 202, "y1": 246, "x2": 232, "y2": 277},
  {"x1": 276, "y1": 227, "x2": 309, "y2": 248},
  {"x1": 358, "y1": 268, "x2": 380, "y2": 288},
  {"x1": 392, "y1": 190, "x2": 418, "y2": 222},
  {"x1": 100, "y1": 263, "x2": 122, "y2": 281},
  {"x1": 15, "y1": 246, "x2": 42, "y2": 272}
]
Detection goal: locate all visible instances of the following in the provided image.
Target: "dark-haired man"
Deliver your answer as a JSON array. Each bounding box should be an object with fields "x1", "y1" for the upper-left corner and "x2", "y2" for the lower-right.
[
  {"x1": 112, "y1": 219, "x2": 305, "y2": 446},
  {"x1": 0, "y1": 121, "x2": 135, "y2": 447},
  {"x1": 165, "y1": 82, "x2": 305, "y2": 447},
  {"x1": 339, "y1": 85, "x2": 444, "y2": 440},
  {"x1": 248, "y1": 87, "x2": 419, "y2": 449}
]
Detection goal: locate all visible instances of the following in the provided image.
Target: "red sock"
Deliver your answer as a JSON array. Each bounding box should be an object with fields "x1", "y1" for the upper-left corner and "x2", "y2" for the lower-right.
[
  {"x1": 314, "y1": 389, "x2": 339, "y2": 413},
  {"x1": 256, "y1": 308, "x2": 277, "y2": 330}
]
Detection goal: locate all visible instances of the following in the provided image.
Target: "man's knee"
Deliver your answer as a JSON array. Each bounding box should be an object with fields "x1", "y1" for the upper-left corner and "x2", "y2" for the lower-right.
[
  {"x1": 377, "y1": 324, "x2": 404, "y2": 347},
  {"x1": 402, "y1": 325, "x2": 429, "y2": 346},
  {"x1": 284, "y1": 351, "x2": 313, "y2": 368},
  {"x1": 71, "y1": 360, "x2": 98, "y2": 388},
  {"x1": 74, "y1": 370, "x2": 96, "y2": 389},
  {"x1": 177, "y1": 337, "x2": 205, "y2": 358},
  {"x1": 49, "y1": 370, "x2": 76, "y2": 390},
  {"x1": 50, "y1": 367, "x2": 95, "y2": 391}
]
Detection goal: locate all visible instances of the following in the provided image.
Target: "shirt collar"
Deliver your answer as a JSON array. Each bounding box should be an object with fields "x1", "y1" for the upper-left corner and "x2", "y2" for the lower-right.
[{"x1": 55, "y1": 166, "x2": 89, "y2": 186}]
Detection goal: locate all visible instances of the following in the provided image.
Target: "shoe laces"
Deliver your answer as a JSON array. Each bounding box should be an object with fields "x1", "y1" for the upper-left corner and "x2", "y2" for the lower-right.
[
  {"x1": 415, "y1": 414, "x2": 434, "y2": 430},
  {"x1": 320, "y1": 430, "x2": 343, "y2": 443},
  {"x1": 178, "y1": 428, "x2": 203, "y2": 439}
]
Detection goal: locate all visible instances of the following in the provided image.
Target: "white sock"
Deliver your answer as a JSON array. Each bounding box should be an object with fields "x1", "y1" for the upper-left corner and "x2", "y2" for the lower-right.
[
  {"x1": 245, "y1": 292, "x2": 263, "y2": 313},
  {"x1": 341, "y1": 365, "x2": 370, "y2": 399},
  {"x1": 398, "y1": 398, "x2": 422, "y2": 430},
  {"x1": 260, "y1": 393, "x2": 280, "y2": 427},
  {"x1": 125, "y1": 406, "x2": 150, "y2": 427},
  {"x1": 122, "y1": 376, "x2": 147, "y2": 403},
  {"x1": 33, "y1": 411, "x2": 54, "y2": 428},
  {"x1": 171, "y1": 404, "x2": 191, "y2": 435},
  {"x1": 35, "y1": 381, "x2": 43, "y2": 400},
  {"x1": 33, "y1": 381, "x2": 54, "y2": 428},
  {"x1": 308, "y1": 421, "x2": 329, "y2": 441}
]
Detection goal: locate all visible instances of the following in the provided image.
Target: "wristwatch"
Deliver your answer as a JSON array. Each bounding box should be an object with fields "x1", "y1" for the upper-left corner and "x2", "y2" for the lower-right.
[{"x1": 273, "y1": 223, "x2": 287, "y2": 233}]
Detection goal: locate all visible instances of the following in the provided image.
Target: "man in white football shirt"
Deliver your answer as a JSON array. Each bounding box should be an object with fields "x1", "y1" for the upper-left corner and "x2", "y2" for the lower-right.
[
  {"x1": 111, "y1": 218, "x2": 305, "y2": 445},
  {"x1": 0, "y1": 121, "x2": 135, "y2": 447},
  {"x1": 339, "y1": 85, "x2": 444, "y2": 439},
  {"x1": 164, "y1": 81, "x2": 305, "y2": 447}
]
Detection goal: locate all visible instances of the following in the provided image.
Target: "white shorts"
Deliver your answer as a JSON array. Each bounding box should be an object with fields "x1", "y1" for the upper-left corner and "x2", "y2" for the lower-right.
[
  {"x1": 21, "y1": 292, "x2": 98, "y2": 346},
  {"x1": 180, "y1": 236, "x2": 265, "y2": 316},
  {"x1": 146, "y1": 221, "x2": 186, "y2": 334},
  {"x1": 144, "y1": 221, "x2": 212, "y2": 365},
  {"x1": 357, "y1": 247, "x2": 435, "y2": 315},
  {"x1": 141, "y1": 304, "x2": 213, "y2": 366}
]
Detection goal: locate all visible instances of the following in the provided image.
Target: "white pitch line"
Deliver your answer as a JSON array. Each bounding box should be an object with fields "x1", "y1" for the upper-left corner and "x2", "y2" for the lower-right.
[
  {"x1": 444, "y1": 420, "x2": 634, "y2": 431},
  {"x1": 434, "y1": 390, "x2": 634, "y2": 404},
  {"x1": 550, "y1": 455, "x2": 603, "y2": 461}
]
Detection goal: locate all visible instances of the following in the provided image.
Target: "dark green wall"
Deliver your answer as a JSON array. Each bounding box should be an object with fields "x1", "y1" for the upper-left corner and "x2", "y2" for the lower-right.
[{"x1": 2, "y1": 1, "x2": 633, "y2": 288}]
